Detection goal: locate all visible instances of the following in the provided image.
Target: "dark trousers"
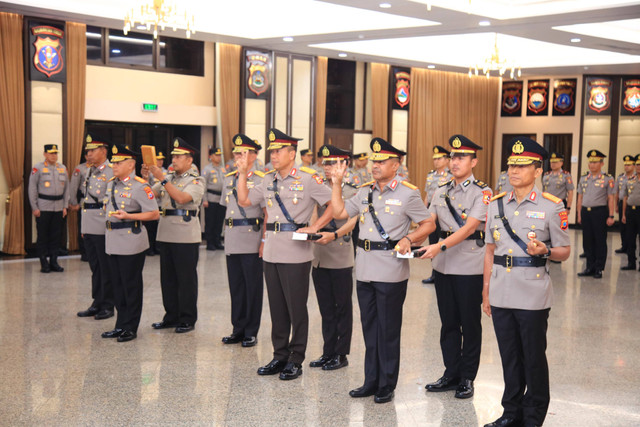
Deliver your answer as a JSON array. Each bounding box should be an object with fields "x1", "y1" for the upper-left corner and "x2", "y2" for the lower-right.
[
  {"x1": 427, "y1": 218, "x2": 442, "y2": 277},
  {"x1": 263, "y1": 261, "x2": 311, "y2": 364},
  {"x1": 159, "y1": 242, "x2": 199, "y2": 325},
  {"x1": 35, "y1": 211, "x2": 63, "y2": 257},
  {"x1": 83, "y1": 234, "x2": 114, "y2": 311},
  {"x1": 625, "y1": 206, "x2": 640, "y2": 265},
  {"x1": 618, "y1": 200, "x2": 627, "y2": 250},
  {"x1": 491, "y1": 306, "x2": 550, "y2": 426},
  {"x1": 204, "y1": 202, "x2": 226, "y2": 245},
  {"x1": 433, "y1": 271, "x2": 483, "y2": 380},
  {"x1": 581, "y1": 206, "x2": 608, "y2": 271},
  {"x1": 312, "y1": 266, "x2": 353, "y2": 356},
  {"x1": 226, "y1": 253, "x2": 264, "y2": 337},
  {"x1": 352, "y1": 223, "x2": 359, "y2": 256},
  {"x1": 357, "y1": 279, "x2": 408, "y2": 390},
  {"x1": 109, "y1": 252, "x2": 146, "y2": 333},
  {"x1": 77, "y1": 210, "x2": 85, "y2": 257},
  {"x1": 144, "y1": 219, "x2": 159, "y2": 253}
]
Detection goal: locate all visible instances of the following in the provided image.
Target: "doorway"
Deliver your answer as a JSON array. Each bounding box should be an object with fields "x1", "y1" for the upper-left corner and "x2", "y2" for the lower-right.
[{"x1": 542, "y1": 134, "x2": 573, "y2": 174}]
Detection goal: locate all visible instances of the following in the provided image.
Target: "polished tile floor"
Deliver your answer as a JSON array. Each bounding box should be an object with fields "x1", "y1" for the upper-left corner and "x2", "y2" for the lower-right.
[{"x1": 1, "y1": 229, "x2": 639, "y2": 426}]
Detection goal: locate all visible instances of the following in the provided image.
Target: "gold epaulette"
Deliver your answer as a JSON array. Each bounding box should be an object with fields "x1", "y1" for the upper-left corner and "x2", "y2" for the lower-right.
[
  {"x1": 135, "y1": 176, "x2": 146, "y2": 183},
  {"x1": 107, "y1": 176, "x2": 116, "y2": 182},
  {"x1": 474, "y1": 179, "x2": 488, "y2": 188},
  {"x1": 490, "y1": 192, "x2": 506, "y2": 202},
  {"x1": 401, "y1": 181, "x2": 418, "y2": 190},
  {"x1": 300, "y1": 166, "x2": 317, "y2": 175},
  {"x1": 439, "y1": 178, "x2": 453, "y2": 187},
  {"x1": 359, "y1": 180, "x2": 375, "y2": 188},
  {"x1": 542, "y1": 192, "x2": 562, "y2": 204},
  {"x1": 265, "y1": 169, "x2": 276, "y2": 174},
  {"x1": 254, "y1": 170, "x2": 266, "y2": 178},
  {"x1": 225, "y1": 170, "x2": 238, "y2": 177}
]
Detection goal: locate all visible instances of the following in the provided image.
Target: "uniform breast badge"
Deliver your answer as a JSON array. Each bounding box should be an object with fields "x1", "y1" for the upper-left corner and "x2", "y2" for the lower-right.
[{"x1": 493, "y1": 229, "x2": 501, "y2": 241}]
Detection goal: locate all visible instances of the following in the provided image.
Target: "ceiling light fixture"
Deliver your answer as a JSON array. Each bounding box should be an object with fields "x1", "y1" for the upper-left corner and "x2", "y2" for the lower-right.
[
  {"x1": 479, "y1": 20, "x2": 491, "y2": 26},
  {"x1": 427, "y1": 64, "x2": 436, "y2": 69},
  {"x1": 379, "y1": 2, "x2": 392, "y2": 8},
  {"x1": 124, "y1": 0, "x2": 195, "y2": 39},
  {"x1": 338, "y1": 52, "x2": 348, "y2": 58},
  {"x1": 283, "y1": 36, "x2": 294, "y2": 42},
  {"x1": 571, "y1": 38, "x2": 581, "y2": 43},
  {"x1": 469, "y1": 33, "x2": 521, "y2": 79}
]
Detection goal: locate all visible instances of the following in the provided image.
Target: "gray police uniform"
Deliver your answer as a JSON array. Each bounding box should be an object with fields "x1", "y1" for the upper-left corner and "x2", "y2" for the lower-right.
[
  {"x1": 354, "y1": 166, "x2": 372, "y2": 185},
  {"x1": 202, "y1": 162, "x2": 226, "y2": 248},
  {"x1": 28, "y1": 161, "x2": 69, "y2": 258},
  {"x1": 615, "y1": 172, "x2": 633, "y2": 251},
  {"x1": 144, "y1": 166, "x2": 167, "y2": 254},
  {"x1": 496, "y1": 171, "x2": 513, "y2": 194},
  {"x1": 69, "y1": 162, "x2": 89, "y2": 257},
  {"x1": 81, "y1": 160, "x2": 114, "y2": 312},
  {"x1": 343, "y1": 174, "x2": 429, "y2": 391},
  {"x1": 577, "y1": 172, "x2": 615, "y2": 272},
  {"x1": 246, "y1": 166, "x2": 332, "y2": 365},
  {"x1": 425, "y1": 168, "x2": 454, "y2": 247},
  {"x1": 428, "y1": 174, "x2": 491, "y2": 382},
  {"x1": 311, "y1": 179, "x2": 358, "y2": 359},
  {"x1": 622, "y1": 174, "x2": 640, "y2": 267},
  {"x1": 221, "y1": 168, "x2": 266, "y2": 340},
  {"x1": 485, "y1": 187, "x2": 570, "y2": 426},
  {"x1": 152, "y1": 169, "x2": 205, "y2": 327},
  {"x1": 397, "y1": 163, "x2": 409, "y2": 179},
  {"x1": 106, "y1": 172, "x2": 158, "y2": 333},
  {"x1": 542, "y1": 170, "x2": 574, "y2": 207}
]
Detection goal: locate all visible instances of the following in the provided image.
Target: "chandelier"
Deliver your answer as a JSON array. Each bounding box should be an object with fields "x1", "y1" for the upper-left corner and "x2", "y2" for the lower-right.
[
  {"x1": 469, "y1": 34, "x2": 521, "y2": 79},
  {"x1": 123, "y1": 0, "x2": 195, "y2": 39}
]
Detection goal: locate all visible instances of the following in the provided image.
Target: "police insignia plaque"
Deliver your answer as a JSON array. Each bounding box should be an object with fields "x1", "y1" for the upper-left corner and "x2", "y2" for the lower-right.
[
  {"x1": 29, "y1": 21, "x2": 66, "y2": 82},
  {"x1": 586, "y1": 77, "x2": 612, "y2": 115},
  {"x1": 552, "y1": 79, "x2": 576, "y2": 116},
  {"x1": 501, "y1": 81, "x2": 523, "y2": 117},
  {"x1": 527, "y1": 80, "x2": 549, "y2": 116},
  {"x1": 245, "y1": 50, "x2": 271, "y2": 99},
  {"x1": 621, "y1": 78, "x2": 640, "y2": 116},
  {"x1": 392, "y1": 68, "x2": 411, "y2": 110}
]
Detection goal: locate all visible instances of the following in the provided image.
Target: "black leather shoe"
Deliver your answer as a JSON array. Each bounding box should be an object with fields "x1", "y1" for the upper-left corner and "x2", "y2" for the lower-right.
[
  {"x1": 455, "y1": 379, "x2": 474, "y2": 399},
  {"x1": 94, "y1": 310, "x2": 114, "y2": 320},
  {"x1": 484, "y1": 416, "x2": 522, "y2": 427},
  {"x1": 349, "y1": 385, "x2": 376, "y2": 398},
  {"x1": 222, "y1": 333, "x2": 243, "y2": 344},
  {"x1": 175, "y1": 323, "x2": 195, "y2": 333},
  {"x1": 593, "y1": 270, "x2": 603, "y2": 279},
  {"x1": 101, "y1": 328, "x2": 124, "y2": 338},
  {"x1": 621, "y1": 264, "x2": 636, "y2": 270},
  {"x1": 80, "y1": 254, "x2": 89, "y2": 262},
  {"x1": 579, "y1": 252, "x2": 586, "y2": 258},
  {"x1": 309, "y1": 355, "x2": 333, "y2": 367},
  {"x1": 577, "y1": 268, "x2": 595, "y2": 277},
  {"x1": 206, "y1": 245, "x2": 216, "y2": 251},
  {"x1": 214, "y1": 243, "x2": 224, "y2": 250},
  {"x1": 77, "y1": 307, "x2": 99, "y2": 317},
  {"x1": 49, "y1": 256, "x2": 64, "y2": 272},
  {"x1": 422, "y1": 276, "x2": 435, "y2": 284},
  {"x1": 117, "y1": 331, "x2": 137, "y2": 342},
  {"x1": 426, "y1": 375, "x2": 460, "y2": 392},
  {"x1": 257, "y1": 359, "x2": 287, "y2": 375},
  {"x1": 152, "y1": 321, "x2": 178, "y2": 329},
  {"x1": 241, "y1": 336, "x2": 257, "y2": 347},
  {"x1": 615, "y1": 247, "x2": 626, "y2": 254},
  {"x1": 279, "y1": 362, "x2": 303, "y2": 380},
  {"x1": 374, "y1": 386, "x2": 395, "y2": 403},
  {"x1": 39, "y1": 256, "x2": 50, "y2": 273},
  {"x1": 322, "y1": 355, "x2": 348, "y2": 371}
]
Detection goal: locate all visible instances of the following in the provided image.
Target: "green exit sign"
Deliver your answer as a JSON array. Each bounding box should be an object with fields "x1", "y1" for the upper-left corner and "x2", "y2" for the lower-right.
[{"x1": 142, "y1": 103, "x2": 158, "y2": 112}]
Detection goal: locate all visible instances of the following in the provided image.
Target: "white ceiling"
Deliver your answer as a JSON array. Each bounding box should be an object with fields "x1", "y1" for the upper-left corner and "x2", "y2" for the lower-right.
[{"x1": 2, "y1": 0, "x2": 640, "y2": 76}]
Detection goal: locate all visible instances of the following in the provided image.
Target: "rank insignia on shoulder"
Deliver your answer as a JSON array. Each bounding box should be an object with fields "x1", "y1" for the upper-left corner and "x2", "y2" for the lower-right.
[
  {"x1": 473, "y1": 180, "x2": 488, "y2": 188},
  {"x1": 360, "y1": 180, "x2": 376, "y2": 188},
  {"x1": 254, "y1": 170, "x2": 265, "y2": 178},
  {"x1": 265, "y1": 169, "x2": 276, "y2": 174},
  {"x1": 300, "y1": 166, "x2": 316, "y2": 175},
  {"x1": 135, "y1": 176, "x2": 146, "y2": 183},
  {"x1": 542, "y1": 192, "x2": 562, "y2": 204},
  {"x1": 313, "y1": 174, "x2": 323, "y2": 185},
  {"x1": 439, "y1": 179, "x2": 452, "y2": 187},
  {"x1": 108, "y1": 176, "x2": 116, "y2": 182},
  {"x1": 490, "y1": 192, "x2": 507, "y2": 202},
  {"x1": 401, "y1": 181, "x2": 418, "y2": 190}
]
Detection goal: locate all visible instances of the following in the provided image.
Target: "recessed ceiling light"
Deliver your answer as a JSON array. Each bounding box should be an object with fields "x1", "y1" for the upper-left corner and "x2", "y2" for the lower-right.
[
  {"x1": 111, "y1": 49, "x2": 121, "y2": 54},
  {"x1": 283, "y1": 36, "x2": 294, "y2": 42},
  {"x1": 358, "y1": 34, "x2": 365, "y2": 39},
  {"x1": 427, "y1": 64, "x2": 436, "y2": 69},
  {"x1": 479, "y1": 21, "x2": 491, "y2": 27},
  {"x1": 570, "y1": 38, "x2": 581, "y2": 43},
  {"x1": 379, "y1": 2, "x2": 392, "y2": 8},
  {"x1": 338, "y1": 52, "x2": 348, "y2": 58},
  {"x1": 136, "y1": 25, "x2": 147, "y2": 30}
]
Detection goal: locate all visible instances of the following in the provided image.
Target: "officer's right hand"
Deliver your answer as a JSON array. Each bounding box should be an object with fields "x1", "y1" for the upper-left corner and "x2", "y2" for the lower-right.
[
  {"x1": 236, "y1": 151, "x2": 249, "y2": 174},
  {"x1": 622, "y1": 215, "x2": 626, "y2": 224},
  {"x1": 577, "y1": 213, "x2": 581, "y2": 224},
  {"x1": 331, "y1": 161, "x2": 347, "y2": 185},
  {"x1": 149, "y1": 165, "x2": 164, "y2": 181},
  {"x1": 33, "y1": 209, "x2": 41, "y2": 218},
  {"x1": 314, "y1": 232, "x2": 334, "y2": 245},
  {"x1": 482, "y1": 294, "x2": 491, "y2": 317},
  {"x1": 203, "y1": 200, "x2": 209, "y2": 208}
]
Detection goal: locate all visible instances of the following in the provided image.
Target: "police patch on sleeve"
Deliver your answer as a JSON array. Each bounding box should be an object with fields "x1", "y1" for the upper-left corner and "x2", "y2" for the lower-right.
[{"x1": 144, "y1": 186, "x2": 154, "y2": 200}]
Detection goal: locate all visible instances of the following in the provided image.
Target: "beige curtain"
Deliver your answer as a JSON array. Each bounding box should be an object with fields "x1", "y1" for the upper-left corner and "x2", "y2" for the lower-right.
[
  {"x1": 314, "y1": 56, "x2": 328, "y2": 148},
  {"x1": 218, "y1": 43, "x2": 241, "y2": 159},
  {"x1": 371, "y1": 63, "x2": 389, "y2": 139},
  {"x1": 64, "y1": 22, "x2": 87, "y2": 251},
  {"x1": 0, "y1": 13, "x2": 26, "y2": 255},
  {"x1": 408, "y1": 68, "x2": 500, "y2": 197}
]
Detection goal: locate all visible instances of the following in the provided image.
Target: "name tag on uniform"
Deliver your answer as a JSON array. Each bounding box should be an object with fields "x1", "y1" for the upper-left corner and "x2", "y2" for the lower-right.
[
  {"x1": 361, "y1": 199, "x2": 369, "y2": 204},
  {"x1": 526, "y1": 211, "x2": 545, "y2": 219},
  {"x1": 385, "y1": 199, "x2": 402, "y2": 206},
  {"x1": 289, "y1": 184, "x2": 304, "y2": 191},
  {"x1": 120, "y1": 192, "x2": 132, "y2": 198}
]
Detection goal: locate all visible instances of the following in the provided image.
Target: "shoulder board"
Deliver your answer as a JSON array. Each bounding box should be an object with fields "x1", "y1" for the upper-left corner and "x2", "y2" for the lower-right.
[
  {"x1": 439, "y1": 178, "x2": 453, "y2": 187},
  {"x1": 490, "y1": 192, "x2": 506, "y2": 202},
  {"x1": 300, "y1": 166, "x2": 317, "y2": 175},
  {"x1": 225, "y1": 170, "x2": 238, "y2": 177},
  {"x1": 401, "y1": 181, "x2": 418, "y2": 190},
  {"x1": 473, "y1": 179, "x2": 488, "y2": 188},
  {"x1": 108, "y1": 164, "x2": 113, "y2": 168},
  {"x1": 108, "y1": 176, "x2": 116, "y2": 182},
  {"x1": 189, "y1": 171, "x2": 199, "y2": 177},
  {"x1": 563, "y1": 170, "x2": 571, "y2": 175},
  {"x1": 542, "y1": 192, "x2": 562, "y2": 204},
  {"x1": 500, "y1": 171, "x2": 506, "y2": 174},
  {"x1": 254, "y1": 170, "x2": 265, "y2": 178},
  {"x1": 345, "y1": 182, "x2": 358, "y2": 188},
  {"x1": 265, "y1": 169, "x2": 277, "y2": 175},
  {"x1": 359, "y1": 180, "x2": 375, "y2": 188},
  {"x1": 134, "y1": 176, "x2": 146, "y2": 183}
]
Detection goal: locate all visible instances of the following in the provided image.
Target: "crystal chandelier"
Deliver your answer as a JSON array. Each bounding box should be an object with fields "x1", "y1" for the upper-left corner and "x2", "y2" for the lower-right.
[
  {"x1": 123, "y1": 0, "x2": 195, "y2": 39},
  {"x1": 469, "y1": 33, "x2": 521, "y2": 79}
]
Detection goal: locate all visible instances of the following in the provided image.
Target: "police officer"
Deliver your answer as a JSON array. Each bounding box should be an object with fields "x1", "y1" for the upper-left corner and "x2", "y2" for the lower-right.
[
  {"x1": 225, "y1": 147, "x2": 265, "y2": 173},
  {"x1": 300, "y1": 148, "x2": 320, "y2": 173},
  {"x1": 576, "y1": 150, "x2": 615, "y2": 279},
  {"x1": 308, "y1": 145, "x2": 359, "y2": 371},
  {"x1": 101, "y1": 144, "x2": 159, "y2": 342},
  {"x1": 621, "y1": 155, "x2": 640, "y2": 271},
  {"x1": 74, "y1": 134, "x2": 115, "y2": 320},
  {"x1": 397, "y1": 156, "x2": 409, "y2": 179},
  {"x1": 421, "y1": 145, "x2": 453, "y2": 284},
  {"x1": 143, "y1": 151, "x2": 166, "y2": 255},
  {"x1": 542, "y1": 153, "x2": 574, "y2": 210},
  {"x1": 496, "y1": 170, "x2": 513, "y2": 195},
  {"x1": 69, "y1": 155, "x2": 90, "y2": 261},
  {"x1": 220, "y1": 134, "x2": 266, "y2": 348},
  {"x1": 420, "y1": 135, "x2": 491, "y2": 399},
  {"x1": 29, "y1": 144, "x2": 69, "y2": 273},
  {"x1": 203, "y1": 147, "x2": 226, "y2": 250},
  {"x1": 149, "y1": 137, "x2": 205, "y2": 333},
  {"x1": 614, "y1": 155, "x2": 636, "y2": 254},
  {"x1": 353, "y1": 152, "x2": 372, "y2": 184},
  {"x1": 235, "y1": 128, "x2": 334, "y2": 381},
  {"x1": 482, "y1": 137, "x2": 571, "y2": 427},
  {"x1": 331, "y1": 137, "x2": 433, "y2": 404}
]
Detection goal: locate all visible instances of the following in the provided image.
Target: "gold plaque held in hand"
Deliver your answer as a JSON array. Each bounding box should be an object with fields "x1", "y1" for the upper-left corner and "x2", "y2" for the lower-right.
[{"x1": 141, "y1": 145, "x2": 157, "y2": 166}]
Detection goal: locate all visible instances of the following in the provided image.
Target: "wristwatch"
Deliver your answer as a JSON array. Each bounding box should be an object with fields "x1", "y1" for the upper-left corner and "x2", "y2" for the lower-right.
[
  {"x1": 440, "y1": 244, "x2": 447, "y2": 252},
  {"x1": 161, "y1": 179, "x2": 168, "y2": 186}
]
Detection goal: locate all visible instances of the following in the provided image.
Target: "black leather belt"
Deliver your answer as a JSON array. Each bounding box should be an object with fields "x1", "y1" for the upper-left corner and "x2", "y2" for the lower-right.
[
  {"x1": 265, "y1": 222, "x2": 307, "y2": 232},
  {"x1": 628, "y1": 205, "x2": 638, "y2": 210},
  {"x1": 494, "y1": 254, "x2": 547, "y2": 268},
  {"x1": 226, "y1": 218, "x2": 263, "y2": 227},
  {"x1": 83, "y1": 202, "x2": 103, "y2": 209},
  {"x1": 207, "y1": 189, "x2": 221, "y2": 195},
  {"x1": 38, "y1": 193, "x2": 63, "y2": 201},
  {"x1": 162, "y1": 209, "x2": 197, "y2": 217},
  {"x1": 357, "y1": 239, "x2": 400, "y2": 251},
  {"x1": 106, "y1": 220, "x2": 141, "y2": 231},
  {"x1": 440, "y1": 230, "x2": 484, "y2": 240},
  {"x1": 582, "y1": 205, "x2": 606, "y2": 212}
]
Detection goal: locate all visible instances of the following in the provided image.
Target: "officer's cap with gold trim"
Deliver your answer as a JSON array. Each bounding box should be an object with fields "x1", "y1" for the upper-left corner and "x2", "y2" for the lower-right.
[
  {"x1": 44, "y1": 144, "x2": 59, "y2": 154},
  {"x1": 448, "y1": 134, "x2": 482, "y2": 155},
  {"x1": 110, "y1": 143, "x2": 138, "y2": 163},
  {"x1": 432, "y1": 145, "x2": 450, "y2": 159},
  {"x1": 623, "y1": 154, "x2": 635, "y2": 165},
  {"x1": 209, "y1": 146, "x2": 222, "y2": 156},
  {"x1": 369, "y1": 137, "x2": 406, "y2": 161},
  {"x1": 507, "y1": 136, "x2": 548, "y2": 165},
  {"x1": 171, "y1": 137, "x2": 198, "y2": 156},
  {"x1": 232, "y1": 133, "x2": 261, "y2": 153},
  {"x1": 267, "y1": 128, "x2": 302, "y2": 150},
  {"x1": 156, "y1": 151, "x2": 165, "y2": 160},
  {"x1": 300, "y1": 149, "x2": 312, "y2": 156},
  {"x1": 549, "y1": 152, "x2": 564, "y2": 162},
  {"x1": 586, "y1": 149, "x2": 606, "y2": 163},
  {"x1": 635, "y1": 154, "x2": 640, "y2": 165},
  {"x1": 319, "y1": 144, "x2": 350, "y2": 163},
  {"x1": 354, "y1": 152, "x2": 369, "y2": 161},
  {"x1": 84, "y1": 133, "x2": 110, "y2": 150}
]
